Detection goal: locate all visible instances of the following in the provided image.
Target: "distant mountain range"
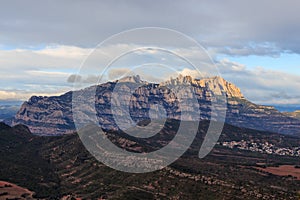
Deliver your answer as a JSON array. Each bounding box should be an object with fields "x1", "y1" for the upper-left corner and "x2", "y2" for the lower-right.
[
  {"x1": 0, "y1": 100, "x2": 22, "y2": 121},
  {"x1": 6, "y1": 75, "x2": 300, "y2": 136},
  {"x1": 272, "y1": 104, "x2": 300, "y2": 112}
]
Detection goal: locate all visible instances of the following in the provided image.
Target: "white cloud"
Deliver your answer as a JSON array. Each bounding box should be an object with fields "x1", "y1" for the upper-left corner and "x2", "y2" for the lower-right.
[
  {"x1": 0, "y1": 90, "x2": 65, "y2": 101},
  {"x1": 177, "y1": 68, "x2": 202, "y2": 78},
  {"x1": 26, "y1": 70, "x2": 70, "y2": 77},
  {"x1": 218, "y1": 58, "x2": 246, "y2": 71},
  {"x1": 34, "y1": 45, "x2": 92, "y2": 58},
  {"x1": 0, "y1": 91, "x2": 18, "y2": 100},
  {"x1": 217, "y1": 58, "x2": 300, "y2": 104},
  {"x1": 0, "y1": 45, "x2": 89, "y2": 70},
  {"x1": 0, "y1": 42, "x2": 299, "y2": 106},
  {"x1": 0, "y1": 45, "x2": 92, "y2": 97}
]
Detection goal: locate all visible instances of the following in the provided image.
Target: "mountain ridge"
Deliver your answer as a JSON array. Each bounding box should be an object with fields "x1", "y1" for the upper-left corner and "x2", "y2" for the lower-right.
[
  {"x1": 283, "y1": 110, "x2": 300, "y2": 119},
  {"x1": 8, "y1": 75, "x2": 300, "y2": 136}
]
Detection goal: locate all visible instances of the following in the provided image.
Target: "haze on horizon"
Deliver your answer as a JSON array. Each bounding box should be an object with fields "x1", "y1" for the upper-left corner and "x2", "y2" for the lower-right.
[{"x1": 0, "y1": 0, "x2": 300, "y2": 106}]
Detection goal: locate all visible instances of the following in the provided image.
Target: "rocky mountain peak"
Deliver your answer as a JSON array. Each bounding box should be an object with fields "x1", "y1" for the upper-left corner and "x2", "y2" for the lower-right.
[
  {"x1": 162, "y1": 75, "x2": 193, "y2": 86},
  {"x1": 8, "y1": 74, "x2": 300, "y2": 136},
  {"x1": 163, "y1": 75, "x2": 243, "y2": 98},
  {"x1": 197, "y1": 76, "x2": 244, "y2": 98}
]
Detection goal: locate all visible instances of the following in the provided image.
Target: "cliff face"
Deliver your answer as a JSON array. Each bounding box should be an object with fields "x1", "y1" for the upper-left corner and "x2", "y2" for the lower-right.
[
  {"x1": 10, "y1": 76, "x2": 300, "y2": 136},
  {"x1": 12, "y1": 93, "x2": 75, "y2": 135}
]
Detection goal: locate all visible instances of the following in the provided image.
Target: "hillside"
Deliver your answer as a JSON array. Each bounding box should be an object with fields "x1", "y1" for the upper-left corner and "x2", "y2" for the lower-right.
[
  {"x1": 0, "y1": 122, "x2": 300, "y2": 199},
  {"x1": 283, "y1": 110, "x2": 300, "y2": 119},
  {"x1": 0, "y1": 123, "x2": 61, "y2": 198}
]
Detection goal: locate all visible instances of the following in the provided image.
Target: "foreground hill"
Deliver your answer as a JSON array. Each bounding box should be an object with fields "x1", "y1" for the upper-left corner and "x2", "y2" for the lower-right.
[
  {"x1": 0, "y1": 121, "x2": 300, "y2": 199},
  {"x1": 0, "y1": 181, "x2": 34, "y2": 200},
  {"x1": 8, "y1": 75, "x2": 300, "y2": 136},
  {"x1": 0, "y1": 123, "x2": 60, "y2": 198}
]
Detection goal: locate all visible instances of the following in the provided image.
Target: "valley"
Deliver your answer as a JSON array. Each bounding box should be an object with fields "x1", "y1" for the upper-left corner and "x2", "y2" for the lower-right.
[{"x1": 0, "y1": 120, "x2": 300, "y2": 199}]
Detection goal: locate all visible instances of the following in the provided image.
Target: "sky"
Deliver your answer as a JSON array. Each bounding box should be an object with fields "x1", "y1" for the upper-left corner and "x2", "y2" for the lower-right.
[{"x1": 0, "y1": 0, "x2": 300, "y2": 105}]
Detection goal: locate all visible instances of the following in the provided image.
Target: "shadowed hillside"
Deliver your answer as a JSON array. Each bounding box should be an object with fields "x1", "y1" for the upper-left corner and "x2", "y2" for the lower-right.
[{"x1": 0, "y1": 121, "x2": 300, "y2": 199}]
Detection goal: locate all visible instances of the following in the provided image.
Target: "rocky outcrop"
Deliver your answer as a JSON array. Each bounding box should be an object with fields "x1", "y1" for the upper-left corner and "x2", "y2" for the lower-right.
[
  {"x1": 11, "y1": 93, "x2": 75, "y2": 135},
  {"x1": 283, "y1": 110, "x2": 300, "y2": 119},
  {"x1": 162, "y1": 75, "x2": 243, "y2": 98},
  {"x1": 9, "y1": 75, "x2": 300, "y2": 136}
]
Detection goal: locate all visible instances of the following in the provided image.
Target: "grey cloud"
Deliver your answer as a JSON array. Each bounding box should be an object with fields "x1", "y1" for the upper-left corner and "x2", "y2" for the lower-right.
[
  {"x1": 270, "y1": 92, "x2": 291, "y2": 99},
  {"x1": 108, "y1": 68, "x2": 131, "y2": 80},
  {"x1": 67, "y1": 74, "x2": 81, "y2": 83},
  {"x1": 67, "y1": 74, "x2": 99, "y2": 85},
  {"x1": 1, "y1": 1, "x2": 300, "y2": 55},
  {"x1": 2, "y1": 1, "x2": 300, "y2": 102},
  {"x1": 210, "y1": 43, "x2": 282, "y2": 57},
  {"x1": 83, "y1": 75, "x2": 99, "y2": 84}
]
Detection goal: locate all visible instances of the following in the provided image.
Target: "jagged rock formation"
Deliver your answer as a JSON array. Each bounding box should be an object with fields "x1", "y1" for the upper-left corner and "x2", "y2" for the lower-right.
[
  {"x1": 9, "y1": 75, "x2": 300, "y2": 136},
  {"x1": 11, "y1": 94, "x2": 75, "y2": 135}
]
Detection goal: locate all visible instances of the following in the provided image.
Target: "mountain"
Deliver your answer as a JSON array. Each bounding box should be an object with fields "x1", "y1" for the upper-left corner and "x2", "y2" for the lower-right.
[
  {"x1": 0, "y1": 100, "x2": 23, "y2": 121},
  {"x1": 283, "y1": 110, "x2": 300, "y2": 119},
  {"x1": 8, "y1": 75, "x2": 300, "y2": 136},
  {"x1": 0, "y1": 122, "x2": 60, "y2": 198},
  {"x1": 1, "y1": 121, "x2": 300, "y2": 199},
  {"x1": 0, "y1": 105, "x2": 20, "y2": 122},
  {"x1": 272, "y1": 104, "x2": 300, "y2": 112}
]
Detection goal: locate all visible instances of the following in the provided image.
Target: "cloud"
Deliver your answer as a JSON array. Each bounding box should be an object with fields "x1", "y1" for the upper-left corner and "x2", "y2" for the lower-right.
[
  {"x1": 177, "y1": 68, "x2": 202, "y2": 78},
  {"x1": 0, "y1": 91, "x2": 18, "y2": 100},
  {"x1": 67, "y1": 74, "x2": 81, "y2": 83},
  {"x1": 217, "y1": 58, "x2": 300, "y2": 104},
  {"x1": 0, "y1": 45, "x2": 89, "y2": 70},
  {"x1": 0, "y1": 1, "x2": 299, "y2": 55},
  {"x1": 0, "y1": 90, "x2": 65, "y2": 101},
  {"x1": 0, "y1": 42, "x2": 299, "y2": 105},
  {"x1": 66, "y1": 74, "x2": 99, "y2": 85},
  {"x1": 0, "y1": 42, "x2": 215, "y2": 98},
  {"x1": 0, "y1": 1, "x2": 299, "y2": 104},
  {"x1": 26, "y1": 70, "x2": 69, "y2": 77},
  {"x1": 35, "y1": 45, "x2": 91, "y2": 58},
  {"x1": 83, "y1": 75, "x2": 99, "y2": 84},
  {"x1": 108, "y1": 68, "x2": 131, "y2": 80},
  {"x1": 210, "y1": 42, "x2": 282, "y2": 57},
  {"x1": 0, "y1": 45, "x2": 92, "y2": 99},
  {"x1": 218, "y1": 58, "x2": 246, "y2": 71}
]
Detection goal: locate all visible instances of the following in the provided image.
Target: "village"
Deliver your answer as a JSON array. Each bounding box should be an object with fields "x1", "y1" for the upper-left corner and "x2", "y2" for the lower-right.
[{"x1": 219, "y1": 140, "x2": 300, "y2": 157}]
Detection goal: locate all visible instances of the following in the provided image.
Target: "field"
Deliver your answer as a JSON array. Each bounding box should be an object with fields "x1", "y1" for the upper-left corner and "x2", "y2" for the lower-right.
[
  {"x1": 0, "y1": 181, "x2": 34, "y2": 199},
  {"x1": 256, "y1": 165, "x2": 300, "y2": 180}
]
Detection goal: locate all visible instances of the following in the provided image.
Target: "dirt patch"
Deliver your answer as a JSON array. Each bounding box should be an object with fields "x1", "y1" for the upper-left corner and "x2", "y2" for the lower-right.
[
  {"x1": 0, "y1": 181, "x2": 34, "y2": 199},
  {"x1": 255, "y1": 165, "x2": 300, "y2": 180}
]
